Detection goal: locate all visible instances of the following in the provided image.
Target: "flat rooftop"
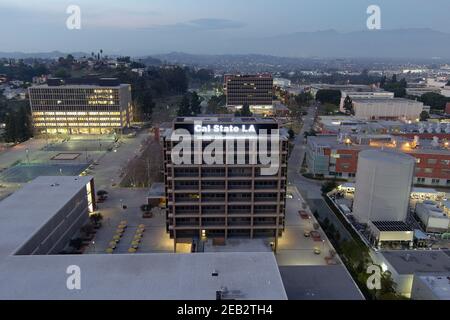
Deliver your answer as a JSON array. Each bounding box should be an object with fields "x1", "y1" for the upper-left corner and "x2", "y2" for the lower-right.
[
  {"x1": 380, "y1": 250, "x2": 450, "y2": 275},
  {"x1": 352, "y1": 97, "x2": 424, "y2": 104},
  {"x1": 0, "y1": 176, "x2": 93, "y2": 257},
  {"x1": 174, "y1": 116, "x2": 279, "y2": 124},
  {"x1": 31, "y1": 77, "x2": 129, "y2": 88},
  {"x1": 148, "y1": 182, "x2": 165, "y2": 199},
  {"x1": 308, "y1": 135, "x2": 450, "y2": 155},
  {"x1": 414, "y1": 274, "x2": 450, "y2": 300},
  {"x1": 279, "y1": 265, "x2": 364, "y2": 300},
  {"x1": 371, "y1": 221, "x2": 413, "y2": 232},
  {"x1": 0, "y1": 176, "x2": 287, "y2": 300},
  {"x1": 0, "y1": 252, "x2": 287, "y2": 300}
]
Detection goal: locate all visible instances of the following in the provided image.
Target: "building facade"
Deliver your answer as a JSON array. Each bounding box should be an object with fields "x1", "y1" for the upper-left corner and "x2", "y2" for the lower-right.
[
  {"x1": 162, "y1": 116, "x2": 288, "y2": 248},
  {"x1": 28, "y1": 78, "x2": 132, "y2": 135},
  {"x1": 351, "y1": 98, "x2": 425, "y2": 121},
  {"x1": 224, "y1": 74, "x2": 273, "y2": 114},
  {"x1": 0, "y1": 176, "x2": 95, "y2": 256},
  {"x1": 307, "y1": 135, "x2": 450, "y2": 187}
]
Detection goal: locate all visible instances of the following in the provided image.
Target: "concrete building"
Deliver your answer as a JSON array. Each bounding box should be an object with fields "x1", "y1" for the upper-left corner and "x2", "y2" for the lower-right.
[
  {"x1": 273, "y1": 78, "x2": 291, "y2": 88},
  {"x1": 224, "y1": 74, "x2": 273, "y2": 114},
  {"x1": 162, "y1": 116, "x2": 288, "y2": 248},
  {"x1": 0, "y1": 176, "x2": 95, "y2": 256},
  {"x1": 371, "y1": 250, "x2": 450, "y2": 298},
  {"x1": 339, "y1": 90, "x2": 394, "y2": 112},
  {"x1": 411, "y1": 274, "x2": 450, "y2": 300},
  {"x1": 351, "y1": 98, "x2": 425, "y2": 121},
  {"x1": 0, "y1": 176, "x2": 287, "y2": 299},
  {"x1": 353, "y1": 150, "x2": 415, "y2": 224},
  {"x1": 28, "y1": 78, "x2": 132, "y2": 135},
  {"x1": 415, "y1": 201, "x2": 450, "y2": 233},
  {"x1": 367, "y1": 221, "x2": 414, "y2": 249}
]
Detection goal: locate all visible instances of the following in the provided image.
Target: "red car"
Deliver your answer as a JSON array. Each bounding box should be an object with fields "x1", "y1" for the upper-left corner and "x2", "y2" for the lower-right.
[{"x1": 299, "y1": 211, "x2": 309, "y2": 219}]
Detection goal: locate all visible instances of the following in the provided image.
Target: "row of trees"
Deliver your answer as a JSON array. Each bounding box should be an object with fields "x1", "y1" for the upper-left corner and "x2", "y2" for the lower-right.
[
  {"x1": 177, "y1": 92, "x2": 202, "y2": 116},
  {"x1": 3, "y1": 105, "x2": 33, "y2": 143},
  {"x1": 418, "y1": 92, "x2": 450, "y2": 111},
  {"x1": 315, "y1": 89, "x2": 341, "y2": 105},
  {"x1": 117, "y1": 66, "x2": 189, "y2": 121},
  {"x1": 0, "y1": 59, "x2": 49, "y2": 82},
  {"x1": 234, "y1": 103, "x2": 253, "y2": 117},
  {"x1": 380, "y1": 74, "x2": 407, "y2": 97},
  {"x1": 317, "y1": 200, "x2": 403, "y2": 299}
]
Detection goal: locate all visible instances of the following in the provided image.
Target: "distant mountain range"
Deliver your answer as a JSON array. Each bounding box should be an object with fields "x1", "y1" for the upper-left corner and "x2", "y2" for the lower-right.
[
  {"x1": 1, "y1": 28, "x2": 449, "y2": 60},
  {"x1": 0, "y1": 51, "x2": 88, "y2": 59}
]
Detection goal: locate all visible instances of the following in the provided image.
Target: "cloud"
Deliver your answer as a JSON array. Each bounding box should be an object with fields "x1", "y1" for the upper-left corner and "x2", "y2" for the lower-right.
[
  {"x1": 147, "y1": 18, "x2": 246, "y2": 32},
  {"x1": 186, "y1": 18, "x2": 246, "y2": 30}
]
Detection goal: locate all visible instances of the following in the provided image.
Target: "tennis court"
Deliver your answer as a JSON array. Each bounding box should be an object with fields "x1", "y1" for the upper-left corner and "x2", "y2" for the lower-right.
[{"x1": 44, "y1": 139, "x2": 115, "y2": 152}]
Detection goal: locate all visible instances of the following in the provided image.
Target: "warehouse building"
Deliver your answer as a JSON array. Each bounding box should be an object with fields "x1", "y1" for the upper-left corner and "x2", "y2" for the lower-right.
[{"x1": 351, "y1": 98, "x2": 425, "y2": 121}]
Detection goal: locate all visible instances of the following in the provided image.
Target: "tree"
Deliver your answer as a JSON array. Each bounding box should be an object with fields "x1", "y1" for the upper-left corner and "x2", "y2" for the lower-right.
[
  {"x1": 190, "y1": 91, "x2": 202, "y2": 115},
  {"x1": 69, "y1": 238, "x2": 84, "y2": 250},
  {"x1": 419, "y1": 110, "x2": 430, "y2": 121},
  {"x1": 315, "y1": 89, "x2": 341, "y2": 105},
  {"x1": 54, "y1": 68, "x2": 70, "y2": 78},
  {"x1": 236, "y1": 103, "x2": 253, "y2": 117},
  {"x1": 206, "y1": 94, "x2": 226, "y2": 114},
  {"x1": 89, "y1": 213, "x2": 103, "y2": 226},
  {"x1": 419, "y1": 92, "x2": 450, "y2": 110},
  {"x1": 3, "y1": 105, "x2": 33, "y2": 143},
  {"x1": 288, "y1": 128, "x2": 295, "y2": 139},
  {"x1": 177, "y1": 94, "x2": 192, "y2": 116},
  {"x1": 343, "y1": 95, "x2": 354, "y2": 115},
  {"x1": 3, "y1": 112, "x2": 16, "y2": 143},
  {"x1": 321, "y1": 180, "x2": 338, "y2": 194},
  {"x1": 382, "y1": 75, "x2": 407, "y2": 98}
]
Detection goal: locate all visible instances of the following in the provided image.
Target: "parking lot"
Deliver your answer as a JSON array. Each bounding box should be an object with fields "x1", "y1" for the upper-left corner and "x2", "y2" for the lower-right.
[{"x1": 276, "y1": 185, "x2": 339, "y2": 266}]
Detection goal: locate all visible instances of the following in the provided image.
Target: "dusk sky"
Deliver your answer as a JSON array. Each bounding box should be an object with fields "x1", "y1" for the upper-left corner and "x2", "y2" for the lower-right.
[{"x1": 1, "y1": 0, "x2": 449, "y2": 55}]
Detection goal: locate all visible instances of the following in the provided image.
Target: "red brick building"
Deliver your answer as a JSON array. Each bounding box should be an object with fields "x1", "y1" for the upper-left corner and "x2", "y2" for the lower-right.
[{"x1": 307, "y1": 135, "x2": 450, "y2": 187}]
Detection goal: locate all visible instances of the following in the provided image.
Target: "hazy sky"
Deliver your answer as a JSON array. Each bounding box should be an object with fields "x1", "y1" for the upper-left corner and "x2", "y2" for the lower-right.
[{"x1": 0, "y1": 0, "x2": 449, "y2": 55}]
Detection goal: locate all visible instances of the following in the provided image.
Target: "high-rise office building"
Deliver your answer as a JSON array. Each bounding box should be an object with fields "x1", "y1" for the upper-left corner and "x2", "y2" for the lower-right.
[
  {"x1": 28, "y1": 78, "x2": 132, "y2": 135},
  {"x1": 162, "y1": 116, "x2": 288, "y2": 249},
  {"x1": 224, "y1": 74, "x2": 274, "y2": 114}
]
